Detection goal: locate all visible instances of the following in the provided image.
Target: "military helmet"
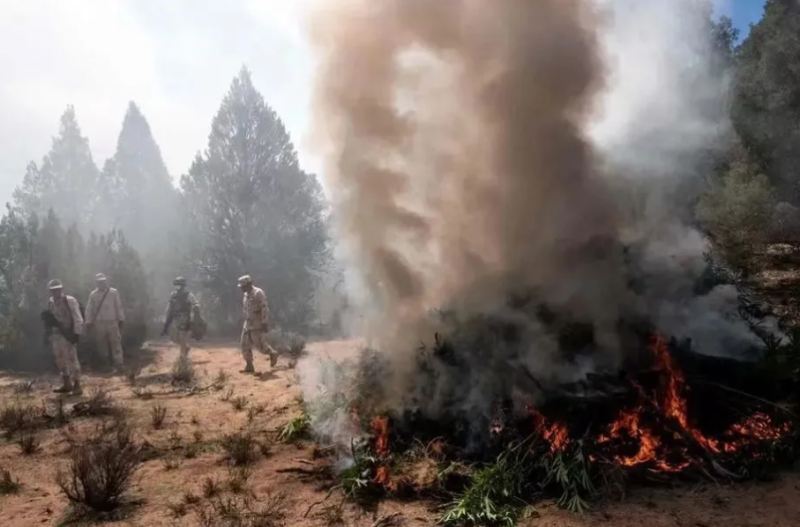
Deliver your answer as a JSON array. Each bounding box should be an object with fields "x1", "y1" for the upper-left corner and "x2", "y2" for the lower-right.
[
  {"x1": 48, "y1": 279, "x2": 64, "y2": 290},
  {"x1": 237, "y1": 275, "x2": 253, "y2": 287},
  {"x1": 173, "y1": 276, "x2": 187, "y2": 286}
]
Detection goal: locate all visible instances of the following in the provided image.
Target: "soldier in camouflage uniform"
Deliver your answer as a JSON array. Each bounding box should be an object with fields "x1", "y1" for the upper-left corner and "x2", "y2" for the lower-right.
[
  {"x1": 46, "y1": 279, "x2": 84, "y2": 395},
  {"x1": 238, "y1": 275, "x2": 277, "y2": 373},
  {"x1": 161, "y1": 277, "x2": 200, "y2": 358}
]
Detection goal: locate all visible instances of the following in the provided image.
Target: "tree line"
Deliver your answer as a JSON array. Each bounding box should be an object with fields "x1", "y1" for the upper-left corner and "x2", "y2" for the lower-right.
[
  {"x1": 0, "y1": 67, "x2": 331, "y2": 369},
  {"x1": 697, "y1": 0, "x2": 800, "y2": 271}
]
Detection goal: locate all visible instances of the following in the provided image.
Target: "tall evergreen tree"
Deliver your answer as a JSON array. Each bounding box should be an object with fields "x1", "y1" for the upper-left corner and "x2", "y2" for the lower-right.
[
  {"x1": 182, "y1": 66, "x2": 328, "y2": 331},
  {"x1": 731, "y1": 0, "x2": 800, "y2": 203},
  {"x1": 12, "y1": 106, "x2": 100, "y2": 231},
  {"x1": 97, "y1": 102, "x2": 180, "y2": 305}
]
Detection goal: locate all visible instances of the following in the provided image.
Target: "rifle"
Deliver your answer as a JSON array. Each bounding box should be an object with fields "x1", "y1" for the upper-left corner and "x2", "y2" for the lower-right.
[{"x1": 40, "y1": 309, "x2": 79, "y2": 345}]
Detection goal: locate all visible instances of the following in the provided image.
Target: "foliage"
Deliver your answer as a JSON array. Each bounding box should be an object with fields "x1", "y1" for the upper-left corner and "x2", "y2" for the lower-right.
[
  {"x1": 0, "y1": 208, "x2": 149, "y2": 370},
  {"x1": 696, "y1": 144, "x2": 776, "y2": 270},
  {"x1": 56, "y1": 419, "x2": 143, "y2": 513},
  {"x1": 181, "y1": 66, "x2": 329, "y2": 333},
  {"x1": 440, "y1": 444, "x2": 534, "y2": 527},
  {"x1": 221, "y1": 429, "x2": 260, "y2": 466},
  {"x1": 731, "y1": 0, "x2": 800, "y2": 204},
  {"x1": 539, "y1": 441, "x2": 595, "y2": 514},
  {"x1": 278, "y1": 411, "x2": 311, "y2": 443},
  {"x1": 0, "y1": 468, "x2": 21, "y2": 495}
]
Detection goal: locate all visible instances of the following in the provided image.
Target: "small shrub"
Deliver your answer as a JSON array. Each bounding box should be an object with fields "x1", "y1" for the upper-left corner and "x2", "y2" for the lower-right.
[
  {"x1": 56, "y1": 419, "x2": 143, "y2": 512},
  {"x1": 193, "y1": 430, "x2": 204, "y2": 443},
  {"x1": 132, "y1": 387, "x2": 154, "y2": 400},
  {"x1": 49, "y1": 398, "x2": 70, "y2": 426},
  {"x1": 171, "y1": 355, "x2": 196, "y2": 386},
  {"x1": 202, "y1": 477, "x2": 222, "y2": 498},
  {"x1": 184, "y1": 491, "x2": 201, "y2": 505},
  {"x1": 185, "y1": 444, "x2": 200, "y2": 459},
  {"x1": 221, "y1": 430, "x2": 259, "y2": 466},
  {"x1": 0, "y1": 401, "x2": 37, "y2": 437},
  {"x1": 0, "y1": 468, "x2": 21, "y2": 495},
  {"x1": 221, "y1": 387, "x2": 235, "y2": 402},
  {"x1": 75, "y1": 387, "x2": 120, "y2": 417},
  {"x1": 13, "y1": 380, "x2": 35, "y2": 394},
  {"x1": 231, "y1": 396, "x2": 249, "y2": 411},
  {"x1": 124, "y1": 367, "x2": 142, "y2": 387},
  {"x1": 278, "y1": 413, "x2": 310, "y2": 443},
  {"x1": 214, "y1": 370, "x2": 230, "y2": 389},
  {"x1": 227, "y1": 466, "x2": 252, "y2": 494},
  {"x1": 150, "y1": 404, "x2": 167, "y2": 429},
  {"x1": 191, "y1": 414, "x2": 200, "y2": 425},
  {"x1": 168, "y1": 500, "x2": 189, "y2": 518},
  {"x1": 168, "y1": 429, "x2": 183, "y2": 449},
  {"x1": 17, "y1": 430, "x2": 41, "y2": 455},
  {"x1": 163, "y1": 456, "x2": 182, "y2": 471}
]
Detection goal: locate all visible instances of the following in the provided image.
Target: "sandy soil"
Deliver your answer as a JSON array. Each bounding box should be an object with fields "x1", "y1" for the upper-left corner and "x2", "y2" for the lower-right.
[{"x1": 1, "y1": 338, "x2": 799, "y2": 527}]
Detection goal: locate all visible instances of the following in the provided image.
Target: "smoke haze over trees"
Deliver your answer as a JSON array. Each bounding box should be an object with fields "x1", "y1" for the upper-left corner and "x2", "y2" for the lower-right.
[
  {"x1": 0, "y1": 0, "x2": 799, "y2": 372},
  {"x1": 0, "y1": 67, "x2": 330, "y2": 369}
]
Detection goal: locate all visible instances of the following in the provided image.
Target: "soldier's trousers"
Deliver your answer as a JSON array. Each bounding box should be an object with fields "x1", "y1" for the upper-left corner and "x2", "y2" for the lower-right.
[
  {"x1": 241, "y1": 329, "x2": 276, "y2": 365},
  {"x1": 52, "y1": 333, "x2": 81, "y2": 384},
  {"x1": 170, "y1": 328, "x2": 191, "y2": 358},
  {"x1": 95, "y1": 321, "x2": 124, "y2": 368}
]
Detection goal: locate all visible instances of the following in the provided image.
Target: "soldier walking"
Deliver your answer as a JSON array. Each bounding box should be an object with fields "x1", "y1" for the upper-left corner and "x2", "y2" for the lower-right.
[
  {"x1": 44, "y1": 279, "x2": 84, "y2": 395},
  {"x1": 238, "y1": 275, "x2": 277, "y2": 373},
  {"x1": 85, "y1": 273, "x2": 125, "y2": 372},
  {"x1": 162, "y1": 277, "x2": 200, "y2": 358}
]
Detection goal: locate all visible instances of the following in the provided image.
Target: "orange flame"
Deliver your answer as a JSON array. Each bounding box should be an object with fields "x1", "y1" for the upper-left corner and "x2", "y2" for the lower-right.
[
  {"x1": 372, "y1": 416, "x2": 390, "y2": 457},
  {"x1": 530, "y1": 408, "x2": 570, "y2": 452},
  {"x1": 535, "y1": 333, "x2": 790, "y2": 472}
]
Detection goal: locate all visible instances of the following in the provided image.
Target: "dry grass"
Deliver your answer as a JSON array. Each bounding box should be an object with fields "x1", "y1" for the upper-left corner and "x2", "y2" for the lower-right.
[
  {"x1": 0, "y1": 468, "x2": 21, "y2": 495},
  {"x1": 150, "y1": 404, "x2": 167, "y2": 429},
  {"x1": 194, "y1": 491, "x2": 289, "y2": 527},
  {"x1": 171, "y1": 355, "x2": 196, "y2": 386},
  {"x1": 231, "y1": 396, "x2": 249, "y2": 411},
  {"x1": 73, "y1": 387, "x2": 121, "y2": 417},
  {"x1": 0, "y1": 400, "x2": 39, "y2": 438},
  {"x1": 16, "y1": 430, "x2": 41, "y2": 456},
  {"x1": 202, "y1": 476, "x2": 223, "y2": 498},
  {"x1": 221, "y1": 430, "x2": 260, "y2": 466}
]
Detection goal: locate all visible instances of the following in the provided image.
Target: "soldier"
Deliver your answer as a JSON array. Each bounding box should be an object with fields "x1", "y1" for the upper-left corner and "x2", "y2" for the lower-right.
[
  {"x1": 45, "y1": 279, "x2": 84, "y2": 395},
  {"x1": 85, "y1": 273, "x2": 125, "y2": 372},
  {"x1": 161, "y1": 277, "x2": 200, "y2": 358},
  {"x1": 238, "y1": 275, "x2": 277, "y2": 373}
]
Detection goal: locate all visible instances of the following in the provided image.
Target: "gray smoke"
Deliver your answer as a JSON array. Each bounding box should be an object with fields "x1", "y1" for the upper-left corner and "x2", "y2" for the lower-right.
[{"x1": 303, "y1": 0, "x2": 768, "y2": 428}]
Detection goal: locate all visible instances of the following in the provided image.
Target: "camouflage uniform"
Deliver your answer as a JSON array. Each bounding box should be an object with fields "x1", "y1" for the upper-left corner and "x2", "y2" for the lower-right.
[
  {"x1": 46, "y1": 279, "x2": 84, "y2": 394},
  {"x1": 85, "y1": 273, "x2": 125, "y2": 370},
  {"x1": 239, "y1": 275, "x2": 277, "y2": 373},
  {"x1": 163, "y1": 277, "x2": 200, "y2": 358}
]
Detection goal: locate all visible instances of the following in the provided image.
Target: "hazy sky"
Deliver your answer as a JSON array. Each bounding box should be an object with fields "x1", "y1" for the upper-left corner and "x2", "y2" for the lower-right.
[{"x1": 0, "y1": 0, "x2": 766, "y2": 208}]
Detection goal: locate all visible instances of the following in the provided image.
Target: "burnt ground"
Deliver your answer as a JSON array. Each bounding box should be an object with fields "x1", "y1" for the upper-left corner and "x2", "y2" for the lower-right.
[{"x1": 0, "y1": 338, "x2": 798, "y2": 527}]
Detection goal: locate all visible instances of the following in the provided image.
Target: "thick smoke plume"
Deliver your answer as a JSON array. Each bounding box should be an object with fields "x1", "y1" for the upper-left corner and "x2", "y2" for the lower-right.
[{"x1": 305, "y1": 0, "x2": 765, "y2": 426}]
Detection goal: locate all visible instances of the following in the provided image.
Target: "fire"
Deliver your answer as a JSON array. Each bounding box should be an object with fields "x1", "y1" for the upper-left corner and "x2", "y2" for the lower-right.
[
  {"x1": 531, "y1": 333, "x2": 791, "y2": 472},
  {"x1": 371, "y1": 415, "x2": 394, "y2": 489},
  {"x1": 372, "y1": 415, "x2": 390, "y2": 457},
  {"x1": 530, "y1": 408, "x2": 570, "y2": 452}
]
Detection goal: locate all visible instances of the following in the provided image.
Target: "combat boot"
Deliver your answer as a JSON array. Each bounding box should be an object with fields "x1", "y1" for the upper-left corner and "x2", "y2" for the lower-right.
[
  {"x1": 53, "y1": 376, "x2": 72, "y2": 394},
  {"x1": 240, "y1": 362, "x2": 255, "y2": 374},
  {"x1": 71, "y1": 380, "x2": 83, "y2": 396}
]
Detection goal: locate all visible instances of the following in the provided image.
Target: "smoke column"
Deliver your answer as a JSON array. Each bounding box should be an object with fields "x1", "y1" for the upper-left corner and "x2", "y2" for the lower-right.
[{"x1": 305, "y1": 0, "x2": 763, "y2": 423}]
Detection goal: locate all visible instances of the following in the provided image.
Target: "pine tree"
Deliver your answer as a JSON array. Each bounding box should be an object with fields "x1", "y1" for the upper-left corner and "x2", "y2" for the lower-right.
[
  {"x1": 13, "y1": 106, "x2": 100, "y2": 231},
  {"x1": 182, "y1": 67, "x2": 329, "y2": 331},
  {"x1": 97, "y1": 102, "x2": 180, "y2": 304},
  {"x1": 732, "y1": 0, "x2": 800, "y2": 203}
]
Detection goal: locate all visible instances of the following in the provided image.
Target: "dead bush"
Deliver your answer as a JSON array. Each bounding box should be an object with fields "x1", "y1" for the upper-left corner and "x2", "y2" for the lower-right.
[
  {"x1": 171, "y1": 355, "x2": 196, "y2": 386},
  {"x1": 221, "y1": 430, "x2": 259, "y2": 466},
  {"x1": 195, "y1": 492, "x2": 289, "y2": 527},
  {"x1": 17, "y1": 430, "x2": 41, "y2": 455},
  {"x1": 0, "y1": 468, "x2": 21, "y2": 495},
  {"x1": 124, "y1": 366, "x2": 142, "y2": 386},
  {"x1": 227, "y1": 466, "x2": 252, "y2": 494},
  {"x1": 72, "y1": 387, "x2": 120, "y2": 417},
  {"x1": 0, "y1": 400, "x2": 38, "y2": 437},
  {"x1": 13, "y1": 380, "x2": 35, "y2": 394},
  {"x1": 56, "y1": 419, "x2": 143, "y2": 513},
  {"x1": 221, "y1": 387, "x2": 235, "y2": 402},
  {"x1": 150, "y1": 404, "x2": 167, "y2": 429},
  {"x1": 168, "y1": 500, "x2": 189, "y2": 518},
  {"x1": 214, "y1": 369, "x2": 230, "y2": 388},
  {"x1": 202, "y1": 476, "x2": 223, "y2": 498},
  {"x1": 132, "y1": 387, "x2": 154, "y2": 400},
  {"x1": 231, "y1": 396, "x2": 249, "y2": 411}
]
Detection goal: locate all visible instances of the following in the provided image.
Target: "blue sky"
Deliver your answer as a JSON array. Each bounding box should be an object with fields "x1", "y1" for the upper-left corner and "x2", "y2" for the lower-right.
[{"x1": 727, "y1": 0, "x2": 766, "y2": 37}]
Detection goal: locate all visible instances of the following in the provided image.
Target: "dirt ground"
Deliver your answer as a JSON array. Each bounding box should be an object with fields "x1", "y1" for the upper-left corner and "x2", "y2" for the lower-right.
[{"x1": 1, "y1": 338, "x2": 799, "y2": 527}]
